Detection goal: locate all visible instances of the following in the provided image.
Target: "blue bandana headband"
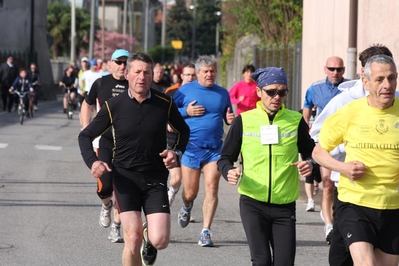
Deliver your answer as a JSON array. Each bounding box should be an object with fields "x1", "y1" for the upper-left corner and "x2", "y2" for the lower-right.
[{"x1": 251, "y1": 67, "x2": 287, "y2": 88}]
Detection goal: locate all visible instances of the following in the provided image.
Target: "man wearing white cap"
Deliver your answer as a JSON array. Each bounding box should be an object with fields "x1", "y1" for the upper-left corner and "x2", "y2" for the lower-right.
[
  {"x1": 77, "y1": 57, "x2": 90, "y2": 105},
  {"x1": 80, "y1": 49, "x2": 130, "y2": 243}
]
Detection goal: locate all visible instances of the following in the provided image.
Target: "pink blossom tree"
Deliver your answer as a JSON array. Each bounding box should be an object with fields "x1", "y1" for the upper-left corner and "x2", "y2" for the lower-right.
[{"x1": 80, "y1": 31, "x2": 137, "y2": 60}]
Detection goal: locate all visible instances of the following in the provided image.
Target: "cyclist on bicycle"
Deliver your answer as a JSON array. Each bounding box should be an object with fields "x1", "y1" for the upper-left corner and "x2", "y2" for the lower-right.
[
  {"x1": 27, "y1": 63, "x2": 41, "y2": 111},
  {"x1": 59, "y1": 65, "x2": 78, "y2": 113},
  {"x1": 9, "y1": 69, "x2": 33, "y2": 114}
]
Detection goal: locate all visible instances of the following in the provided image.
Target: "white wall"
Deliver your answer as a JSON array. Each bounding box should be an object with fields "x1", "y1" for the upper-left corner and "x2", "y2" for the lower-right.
[{"x1": 302, "y1": 0, "x2": 399, "y2": 106}]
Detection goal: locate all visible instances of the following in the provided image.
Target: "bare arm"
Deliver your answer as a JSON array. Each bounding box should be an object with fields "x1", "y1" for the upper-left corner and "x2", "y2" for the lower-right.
[
  {"x1": 80, "y1": 100, "x2": 93, "y2": 129},
  {"x1": 312, "y1": 144, "x2": 366, "y2": 181},
  {"x1": 302, "y1": 107, "x2": 312, "y2": 125}
]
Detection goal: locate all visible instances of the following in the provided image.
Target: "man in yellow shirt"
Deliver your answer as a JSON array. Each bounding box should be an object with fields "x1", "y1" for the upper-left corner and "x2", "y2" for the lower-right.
[{"x1": 312, "y1": 54, "x2": 399, "y2": 266}]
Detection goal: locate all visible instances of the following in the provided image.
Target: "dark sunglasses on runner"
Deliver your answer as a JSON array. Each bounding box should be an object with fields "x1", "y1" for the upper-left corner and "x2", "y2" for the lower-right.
[
  {"x1": 260, "y1": 88, "x2": 289, "y2": 97},
  {"x1": 326, "y1": 67, "x2": 344, "y2": 72},
  {"x1": 113, "y1": 60, "x2": 127, "y2": 65}
]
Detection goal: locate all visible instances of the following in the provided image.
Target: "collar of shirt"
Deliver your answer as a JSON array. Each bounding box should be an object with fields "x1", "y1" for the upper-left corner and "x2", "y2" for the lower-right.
[{"x1": 128, "y1": 88, "x2": 151, "y2": 100}]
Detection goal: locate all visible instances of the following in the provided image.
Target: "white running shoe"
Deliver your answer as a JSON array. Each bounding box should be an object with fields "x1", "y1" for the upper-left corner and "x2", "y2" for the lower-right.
[
  {"x1": 108, "y1": 224, "x2": 124, "y2": 243},
  {"x1": 324, "y1": 224, "x2": 333, "y2": 245},
  {"x1": 306, "y1": 200, "x2": 315, "y2": 212},
  {"x1": 168, "y1": 188, "x2": 178, "y2": 206},
  {"x1": 99, "y1": 200, "x2": 112, "y2": 228}
]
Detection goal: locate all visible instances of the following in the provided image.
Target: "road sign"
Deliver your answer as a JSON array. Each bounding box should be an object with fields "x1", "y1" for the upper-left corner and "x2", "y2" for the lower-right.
[{"x1": 171, "y1": 40, "x2": 183, "y2": 50}]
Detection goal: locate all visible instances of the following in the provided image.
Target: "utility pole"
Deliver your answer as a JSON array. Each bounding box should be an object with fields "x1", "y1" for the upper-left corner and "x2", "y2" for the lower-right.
[
  {"x1": 144, "y1": 0, "x2": 149, "y2": 52},
  {"x1": 215, "y1": 22, "x2": 219, "y2": 57},
  {"x1": 190, "y1": 0, "x2": 197, "y2": 62},
  {"x1": 161, "y1": 0, "x2": 167, "y2": 62},
  {"x1": 70, "y1": 0, "x2": 76, "y2": 62},
  {"x1": 101, "y1": 0, "x2": 105, "y2": 59},
  {"x1": 347, "y1": 0, "x2": 358, "y2": 79},
  {"x1": 123, "y1": 0, "x2": 127, "y2": 37},
  {"x1": 88, "y1": 0, "x2": 96, "y2": 59}
]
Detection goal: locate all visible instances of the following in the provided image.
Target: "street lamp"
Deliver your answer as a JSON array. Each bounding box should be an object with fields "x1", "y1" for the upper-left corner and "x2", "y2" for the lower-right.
[
  {"x1": 190, "y1": 0, "x2": 197, "y2": 62},
  {"x1": 215, "y1": 11, "x2": 221, "y2": 57}
]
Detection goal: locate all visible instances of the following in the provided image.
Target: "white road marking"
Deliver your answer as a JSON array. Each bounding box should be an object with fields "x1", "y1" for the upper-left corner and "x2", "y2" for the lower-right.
[
  {"x1": 0, "y1": 143, "x2": 8, "y2": 148},
  {"x1": 35, "y1": 145, "x2": 62, "y2": 151}
]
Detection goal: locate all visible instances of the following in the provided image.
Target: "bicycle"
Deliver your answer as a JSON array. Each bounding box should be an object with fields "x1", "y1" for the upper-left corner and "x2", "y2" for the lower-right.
[
  {"x1": 12, "y1": 91, "x2": 29, "y2": 125},
  {"x1": 60, "y1": 84, "x2": 74, "y2": 119}
]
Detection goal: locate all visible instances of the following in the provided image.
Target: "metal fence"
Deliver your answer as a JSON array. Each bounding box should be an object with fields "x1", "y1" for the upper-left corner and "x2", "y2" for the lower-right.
[
  {"x1": 0, "y1": 50, "x2": 38, "y2": 69},
  {"x1": 253, "y1": 42, "x2": 302, "y2": 111}
]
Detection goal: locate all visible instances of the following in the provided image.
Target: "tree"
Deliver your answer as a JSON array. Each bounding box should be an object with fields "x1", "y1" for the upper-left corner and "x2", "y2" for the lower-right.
[
  {"x1": 195, "y1": 0, "x2": 221, "y2": 56},
  {"x1": 223, "y1": 0, "x2": 302, "y2": 46},
  {"x1": 92, "y1": 31, "x2": 137, "y2": 60},
  {"x1": 166, "y1": 0, "x2": 193, "y2": 57},
  {"x1": 47, "y1": 1, "x2": 70, "y2": 58},
  {"x1": 47, "y1": 0, "x2": 92, "y2": 59}
]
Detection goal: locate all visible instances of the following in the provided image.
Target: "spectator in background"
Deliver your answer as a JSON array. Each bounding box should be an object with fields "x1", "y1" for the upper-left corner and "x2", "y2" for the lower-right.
[
  {"x1": 96, "y1": 58, "x2": 103, "y2": 71},
  {"x1": 100, "y1": 59, "x2": 110, "y2": 76},
  {"x1": 0, "y1": 55, "x2": 19, "y2": 112},
  {"x1": 77, "y1": 57, "x2": 90, "y2": 107},
  {"x1": 302, "y1": 56, "x2": 348, "y2": 213},
  {"x1": 165, "y1": 63, "x2": 197, "y2": 209},
  {"x1": 27, "y1": 63, "x2": 41, "y2": 111},
  {"x1": 70, "y1": 60, "x2": 80, "y2": 76},
  {"x1": 151, "y1": 63, "x2": 170, "y2": 92},
  {"x1": 80, "y1": 59, "x2": 101, "y2": 96},
  {"x1": 229, "y1": 64, "x2": 259, "y2": 115}
]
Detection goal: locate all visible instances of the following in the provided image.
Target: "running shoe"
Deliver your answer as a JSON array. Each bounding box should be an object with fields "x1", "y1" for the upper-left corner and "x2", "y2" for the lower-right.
[
  {"x1": 108, "y1": 224, "x2": 124, "y2": 243},
  {"x1": 306, "y1": 199, "x2": 315, "y2": 212},
  {"x1": 198, "y1": 229, "x2": 214, "y2": 247},
  {"x1": 324, "y1": 224, "x2": 333, "y2": 245},
  {"x1": 178, "y1": 204, "x2": 192, "y2": 228},
  {"x1": 141, "y1": 222, "x2": 157, "y2": 266},
  {"x1": 168, "y1": 188, "x2": 178, "y2": 206},
  {"x1": 99, "y1": 200, "x2": 112, "y2": 228}
]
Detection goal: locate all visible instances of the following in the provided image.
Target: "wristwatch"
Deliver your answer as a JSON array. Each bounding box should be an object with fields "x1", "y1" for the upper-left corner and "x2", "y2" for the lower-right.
[{"x1": 174, "y1": 150, "x2": 182, "y2": 167}]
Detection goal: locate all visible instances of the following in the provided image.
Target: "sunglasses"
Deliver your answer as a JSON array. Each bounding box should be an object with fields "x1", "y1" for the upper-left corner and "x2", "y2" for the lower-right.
[
  {"x1": 260, "y1": 88, "x2": 289, "y2": 97},
  {"x1": 113, "y1": 60, "x2": 127, "y2": 65},
  {"x1": 326, "y1": 67, "x2": 344, "y2": 72}
]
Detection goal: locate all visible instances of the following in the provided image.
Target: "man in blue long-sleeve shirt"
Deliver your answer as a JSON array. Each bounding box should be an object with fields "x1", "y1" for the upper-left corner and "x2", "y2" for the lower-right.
[{"x1": 173, "y1": 55, "x2": 235, "y2": 247}]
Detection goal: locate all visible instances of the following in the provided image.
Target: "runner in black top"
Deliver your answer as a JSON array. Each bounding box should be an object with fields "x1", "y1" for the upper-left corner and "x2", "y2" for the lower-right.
[
  {"x1": 80, "y1": 49, "x2": 129, "y2": 243},
  {"x1": 78, "y1": 52, "x2": 190, "y2": 266}
]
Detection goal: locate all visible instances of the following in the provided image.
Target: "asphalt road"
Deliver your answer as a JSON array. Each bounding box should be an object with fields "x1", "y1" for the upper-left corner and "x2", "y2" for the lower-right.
[{"x1": 0, "y1": 98, "x2": 330, "y2": 266}]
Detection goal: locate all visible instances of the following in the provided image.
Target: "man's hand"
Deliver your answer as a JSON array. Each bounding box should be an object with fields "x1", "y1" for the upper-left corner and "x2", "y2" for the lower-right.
[
  {"x1": 342, "y1": 160, "x2": 366, "y2": 181},
  {"x1": 226, "y1": 107, "x2": 235, "y2": 124},
  {"x1": 160, "y1": 149, "x2": 177, "y2": 169},
  {"x1": 91, "y1": 161, "x2": 112, "y2": 179},
  {"x1": 291, "y1": 160, "x2": 313, "y2": 177},
  {"x1": 226, "y1": 167, "x2": 241, "y2": 185},
  {"x1": 167, "y1": 124, "x2": 174, "y2": 133},
  {"x1": 186, "y1": 100, "x2": 205, "y2": 116}
]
